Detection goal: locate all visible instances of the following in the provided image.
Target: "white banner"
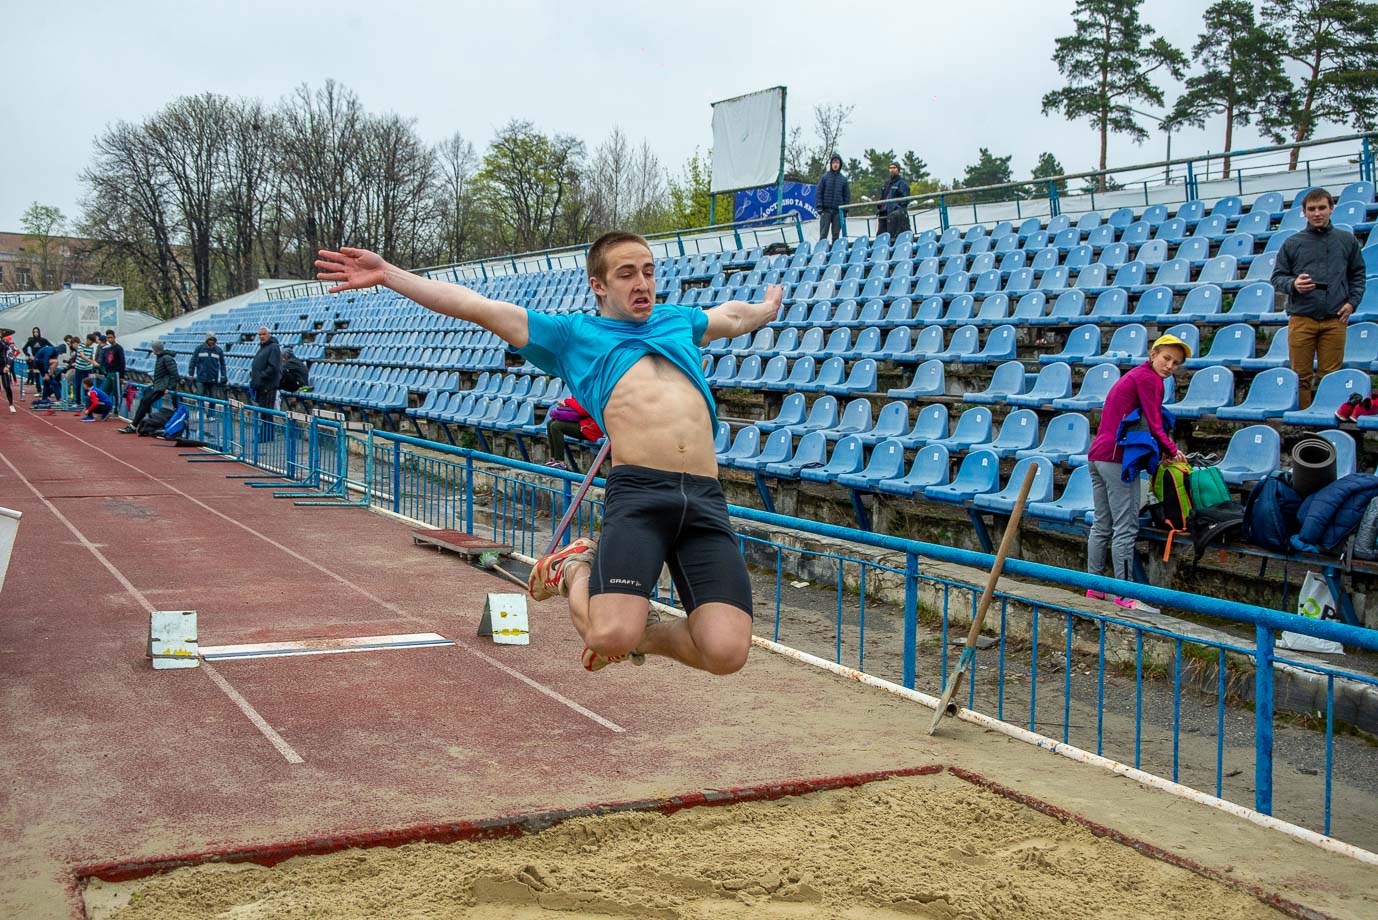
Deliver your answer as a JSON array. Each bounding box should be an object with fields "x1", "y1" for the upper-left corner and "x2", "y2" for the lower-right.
[{"x1": 711, "y1": 87, "x2": 784, "y2": 194}]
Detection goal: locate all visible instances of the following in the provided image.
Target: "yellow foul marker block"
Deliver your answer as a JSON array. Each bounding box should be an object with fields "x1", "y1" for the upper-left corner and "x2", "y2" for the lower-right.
[{"x1": 478, "y1": 593, "x2": 529, "y2": 646}]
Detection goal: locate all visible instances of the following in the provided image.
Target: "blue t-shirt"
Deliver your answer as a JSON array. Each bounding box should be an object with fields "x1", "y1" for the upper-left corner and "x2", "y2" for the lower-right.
[{"x1": 519, "y1": 303, "x2": 714, "y2": 435}]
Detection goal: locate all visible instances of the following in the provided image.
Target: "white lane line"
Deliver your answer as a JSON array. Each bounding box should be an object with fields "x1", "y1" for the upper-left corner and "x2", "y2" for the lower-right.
[
  {"x1": 202, "y1": 663, "x2": 305, "y2": 764},
  {"x1": 0, "y1": 449, "x2": 305, "y2": 765},
  {"x1": 202, "y1": 632, "x2": 454, "y2": 661},
  {"x1": 36, "y1": 417, "x2": 626, "y2": 733}
]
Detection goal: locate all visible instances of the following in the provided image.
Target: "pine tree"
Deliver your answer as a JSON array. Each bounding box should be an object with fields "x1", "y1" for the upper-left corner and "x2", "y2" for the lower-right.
[
  {"x1": 960, "y1": 148, "x2": 1015, "y2": 203},
  {"x1": 1167, "y1": 0, "x2": 1292, "y2": 180},
  {"x1": 1260, "y1": 0, "x2": 1378, "y2": 170},
  {"x1": 1030, "y1": 152, "x2": 1068, "y2": 198},
  {"x1": 1041, "y1": 0, "x2": 1186, "y2": 190}
]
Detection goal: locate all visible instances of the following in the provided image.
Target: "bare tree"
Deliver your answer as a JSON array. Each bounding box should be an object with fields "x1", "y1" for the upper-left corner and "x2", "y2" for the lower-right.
[
  {"x1": 277, "y1": 80, "x2": 367, "y2": 272},
  {"x1": 813, "y1": 102, "x2": 855, "y2": 163},
  {"x1": 356, "y1": 113, "x2": 438, "y2": 265},
  {"x1": 81, "y1": 121, "x2": 192, "y2": 316},
  {"x1": 216, "y1": 98, "x2": 281, "y2": 296},
  {"x1": 435, "y1": 131, "x2": 478, "y2": 265}
]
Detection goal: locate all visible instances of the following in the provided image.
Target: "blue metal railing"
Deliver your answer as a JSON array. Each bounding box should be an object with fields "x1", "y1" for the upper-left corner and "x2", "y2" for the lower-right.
[{"x1": 169, "y1": 404, "x2": 1378, "y2": 845}]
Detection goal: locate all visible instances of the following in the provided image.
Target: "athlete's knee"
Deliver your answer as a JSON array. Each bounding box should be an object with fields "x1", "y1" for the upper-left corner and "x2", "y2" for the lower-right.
[
  {"x1": 696, "y1": 635, "x2": 750, "y2": 675},
  {"x1": 584, "y1": 618, "x2": 644, "y2": 658}
]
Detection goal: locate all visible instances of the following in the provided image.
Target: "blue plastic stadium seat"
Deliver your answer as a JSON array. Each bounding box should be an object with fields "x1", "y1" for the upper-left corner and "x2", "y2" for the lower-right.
[
  {"x1": 973, "y1": 457, "x2": 1056, "y2": 514},
  {"x1": 1031, "y1": 290, "x2": 1088, "y2": 326},
  {"x1": 1087, "y1": 325, "x2": 1148, "y2": 366},
  {"x1": 819, "y1": 397, "x2": 873, "y2": 441},
  {"x1": 1185, "y1": 323, "x2": 1254, "y2": 368},
  {"x1": 924, "y1": 450, "x2": 1001, "y2": 505},
  {"x1": 963, "y1": 325, "x2": 1018, "y2": 364},
  {"x1": 931, "y1": 326, "x2": 981, "y2": 362},
  {"x1": 1040, "y1": 324, "x2": 1100, "y2": 364},
  {"x1": 877, "y1": 445, "x2": 951, "y2": 497},
  {"x1": 1014, "y1": 412, "x2": 1091, "y2": 465},
  {"x1": 836, "y1": 439, "x2": 910, "y2": 490},
  {"x1": 1343, "y1": 322, "x2": 1378, "y2": 368},
  {"x1": 898, "y1": 325, "x2": 945, "y2": 363},
  {"x1": 732, "y1": 428, "x2": 796, "y2": 472},
  {"x1": 1164, "y1": 365, "x2": 1234, "y2": 418},
  {"x1": 966, "y1": 360, "x2": 1027, "y2": 404},
  {"x1": 799, "y1": 435, "x2": 866, "y2": 483},
  {"x1": 1283, "y1": 370, "x2": 1371, "y2": 425},
  {"x1": 719, "y1": 425, "x2": 762, "y2": 466},
  {"x1": 713, "y1": 422, "x2": 731, "y2": 454},
  {"x1": 763, "y1": 431, "x2": 829, "y2": 479},
  {"x1": 856, "y1": 401, "x2": 912, "y2": 446},
  {"x1": 969, "y1": 408, "x2": 1040, "y2": 458},
  {"x1": 791, "y1": 394, "x2": 840, "y2": 435},
  {"x1": 1215, "y1": 368, "x2": 1299, "y2": 421},
  {"x1": 1053, "y1": 363, "x2": 1121, "y2": 410},
  {"x1": 756, "y1": 392, "x2": 807, "y2": 433},
  {"x1": 1007, "y1": 363, "x2": 1074, "y2": 407},
  {"x1": 1027, "y1": 465, "x2": 1095, "y2": 523},
  {"x1": 896, "y1": 403, "x2": 950, "y2": 449},
  {"x1": 926, "y1": 407, "x2": 994, "y2": 451},
  {"x1": 1216, "y1": 425, "x2": 1281, "y2": 484},
  {"x1": 825, "y1": 358, "x2": 878, "y2": 395},
  {"x1": 1318, "y1": 429, "x2": 1358, "y2": 478},
  {"x1": 888, "y1": 359, "x2": 945, "y2": 398}
]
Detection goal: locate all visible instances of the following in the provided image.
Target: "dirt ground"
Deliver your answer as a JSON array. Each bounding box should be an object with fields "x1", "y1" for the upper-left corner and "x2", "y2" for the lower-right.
[{"x1": 84, "y1": 772, "x2": 1289, "y2": 920}]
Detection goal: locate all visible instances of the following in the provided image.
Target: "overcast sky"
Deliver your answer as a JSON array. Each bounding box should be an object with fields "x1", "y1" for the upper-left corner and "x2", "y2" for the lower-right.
[{"x1": 0, "y1": 0, "x2": 1355, "y2": 233}]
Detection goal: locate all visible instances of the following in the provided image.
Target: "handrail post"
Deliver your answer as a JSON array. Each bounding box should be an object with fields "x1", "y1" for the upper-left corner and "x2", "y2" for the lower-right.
[
  {"x1": 1047, "y1": 180, "x2": 1060, "y2": 218},
  {"x1": 391, "y1": 437, "x2": 402, "y2": 513},
  {"x1": 1254, "y1": 623, "x2": 1275, "y2": 815},
  {"x1": 903, "y1": 552, "x2": 919, "y2": 689},
  {"x1": 937, "y1": 194, "x2": 949, "y2": 232},
  {"x1": 464, "y1": 452, "x2": 475, "y2": 534}
]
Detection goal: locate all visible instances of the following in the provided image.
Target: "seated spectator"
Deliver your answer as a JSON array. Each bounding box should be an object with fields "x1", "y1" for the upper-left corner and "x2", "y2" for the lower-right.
[
  {"x1": 544, "y1": 396, "x2": 603, "y2": 472},
  {"x1": 278, "y1": 347, "x2": 310, "y2": 393}
]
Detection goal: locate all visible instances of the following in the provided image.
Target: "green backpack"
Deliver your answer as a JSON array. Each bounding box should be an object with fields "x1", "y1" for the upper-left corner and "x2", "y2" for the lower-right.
[
  {"x1": 1189, "y1": 465, "x2": 1231, "y2": 511},
  {"x1": 1152, "y1": 461, "x2": 1194, "y2": 531}
]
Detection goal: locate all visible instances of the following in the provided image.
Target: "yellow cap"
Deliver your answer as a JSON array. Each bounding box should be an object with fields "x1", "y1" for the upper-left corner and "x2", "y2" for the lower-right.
[{"x1": 1151, "y1": 333, "x2": 1192, "y2": 360}]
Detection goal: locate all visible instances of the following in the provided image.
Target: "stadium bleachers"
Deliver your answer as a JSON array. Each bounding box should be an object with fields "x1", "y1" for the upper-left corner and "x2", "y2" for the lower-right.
[{"x1": 125, "y1": 187, "x2": 1378, "y2": 534}]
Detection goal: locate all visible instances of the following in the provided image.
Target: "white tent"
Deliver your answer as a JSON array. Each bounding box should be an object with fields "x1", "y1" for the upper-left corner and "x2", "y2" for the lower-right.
[{"x1": 0, "y1": 285, "x2": 159, "y2": 340}]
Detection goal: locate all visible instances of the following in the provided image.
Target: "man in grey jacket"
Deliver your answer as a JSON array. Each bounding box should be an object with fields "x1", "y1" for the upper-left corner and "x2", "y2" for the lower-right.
[
  {"x1": 1272, "y1": 187, "x2": 1367, "y2": 410},
  {"x1": 118, "y1": 341, "x2": 180, "y2": 433},
  {"x1": 250, "y1": 326, "x2": 281, "y2": 411}
]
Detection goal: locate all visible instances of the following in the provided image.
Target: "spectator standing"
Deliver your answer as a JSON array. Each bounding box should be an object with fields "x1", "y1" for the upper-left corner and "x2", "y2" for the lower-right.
[
  {"x1": 878, "y1": 161, "x2": 911, "y2": 239},
  {"x1": 189, "y1": 335, "x2": 227, "y2": 397},
  {"x1": 1, "y1": 335, "x2": 16, "y2": 412},
  {"x1": 815, "y1": 153, "x2": 850, "y2": 244},
  {"x1": 119, "y1": 341, "x2": 179, "y2": 433},
  {"x1": 99, "y1": 329, "x2": 125, "y2": 401},
  {"x1": 1272, "y1": 188, "x2": 1367, "y2": 411},
  {"x1": 1085, "y1": 334, "x2": 1193, "y2": 614},
  {"x1": 22, "y1": 327, "x2": 50, "y2": 386},
  {"x1": 249, "y1": 326, "x2": 282, "y2": 411},
  {"x1": 72, "y1": 333, "x2": 98, "y2": 399}
]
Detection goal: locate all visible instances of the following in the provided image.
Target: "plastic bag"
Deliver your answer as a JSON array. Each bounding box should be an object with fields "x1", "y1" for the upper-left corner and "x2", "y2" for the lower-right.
[{"x1": 1277, "y1": 571, "x2": 1344, "y2": 655}]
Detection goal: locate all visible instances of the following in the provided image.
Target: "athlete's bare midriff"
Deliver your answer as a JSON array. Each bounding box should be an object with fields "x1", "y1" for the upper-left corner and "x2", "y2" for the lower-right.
[{"x1": 601, "y1": 353, "x2": 718, "y2": 476}]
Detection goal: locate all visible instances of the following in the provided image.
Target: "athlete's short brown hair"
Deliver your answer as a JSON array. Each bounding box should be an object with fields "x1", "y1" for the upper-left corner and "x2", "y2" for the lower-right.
[
  {"x1": 1301, "y1": 188, "x2": 1333, "y2": 209},
  {"x1": 587, "y1": 231, "x2": 651, "y2": 283}
]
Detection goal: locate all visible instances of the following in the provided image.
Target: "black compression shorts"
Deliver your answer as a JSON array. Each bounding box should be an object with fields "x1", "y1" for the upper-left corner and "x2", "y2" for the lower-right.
[{"x1": 590, "y1": 465, "x2": 753, "y2": 617}]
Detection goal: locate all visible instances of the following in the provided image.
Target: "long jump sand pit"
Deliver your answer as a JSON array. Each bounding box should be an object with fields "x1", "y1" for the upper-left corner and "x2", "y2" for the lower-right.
[{"x1": 83, "y1": 766, "x2": 1304, "y2": 920}]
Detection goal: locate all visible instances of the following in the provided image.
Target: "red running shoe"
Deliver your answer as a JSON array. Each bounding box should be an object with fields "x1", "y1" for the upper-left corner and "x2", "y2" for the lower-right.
[
  {"x1": 1350, "y1": 397, "x2": 1378, "y2": 421},
  {"x1": 527, "y1": 537, "x2": 596, "y2": 601},
  {"x1": 1336, "y1": 393, "x2": 1363, "y2": 421}
]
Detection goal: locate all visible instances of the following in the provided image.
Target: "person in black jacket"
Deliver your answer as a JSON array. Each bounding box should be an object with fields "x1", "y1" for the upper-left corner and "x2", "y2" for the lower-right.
[
  {"x1": 99, "y1": 329, "x2": 125, "y2": 401},
  {"x1": 22, "y1": 326, "x2": 50, "y2": 386},
  {"x1": 250, "y1": 327, "x2": 281, "y2": 410},
  {"x1": 118, "y1": 340, "x2": 179, "y2": 433},
  {"x1": 278, "y1": 347, "x2": 309, "y2": 393},
  {"x1": 815, "y1": 153, "x2": 850, "y2": 243},
  {"x1": 878, "y1": 162, "x2": 911, "y2": 238},
  {"x1": 1272, "y1": 188, "x2": 1367, "y2": 410},
  {"x1": 189, "y1": 335, "x2": 227, "y2": 397}
]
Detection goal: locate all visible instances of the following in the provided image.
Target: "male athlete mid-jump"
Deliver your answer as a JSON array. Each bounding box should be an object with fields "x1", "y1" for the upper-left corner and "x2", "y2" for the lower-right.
[{"x1": 317, "y1": 233, "x2": 782, "y2": 673}]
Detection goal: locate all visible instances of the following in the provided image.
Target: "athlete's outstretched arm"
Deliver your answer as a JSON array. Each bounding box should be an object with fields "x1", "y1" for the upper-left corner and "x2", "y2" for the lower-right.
[
  {"x1": 316, "y1": 247, "x2": 529, "y2": 348},
  {"x1": 699, "y1": 284, "x2": 784, "y2": 345}
]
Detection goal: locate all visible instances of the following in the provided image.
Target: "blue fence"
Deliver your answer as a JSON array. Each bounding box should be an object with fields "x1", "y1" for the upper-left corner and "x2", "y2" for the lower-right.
[{"x1": 171, "y1": 394, "x2": 1378, "y2": 847}]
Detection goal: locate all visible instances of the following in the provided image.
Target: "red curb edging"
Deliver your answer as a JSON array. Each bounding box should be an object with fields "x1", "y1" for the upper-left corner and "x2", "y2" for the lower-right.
[
  {"x1": 946, "y1": 766, "x2": 1335, "y2": 920},
  {"x1": 69, "y1": 763, "x2": 1329, "y2": 920}
]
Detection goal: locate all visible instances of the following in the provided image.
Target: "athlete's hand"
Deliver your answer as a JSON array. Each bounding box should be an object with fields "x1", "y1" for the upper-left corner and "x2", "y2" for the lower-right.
[
  {"x1": 315, "y1": 247, "x2": 389, "y2": 294},
  {"x1": 763, "y1": 284, "x2": 784, "y2": 316}
]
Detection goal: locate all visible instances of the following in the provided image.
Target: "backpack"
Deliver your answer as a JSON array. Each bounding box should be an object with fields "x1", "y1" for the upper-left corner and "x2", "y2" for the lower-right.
[
  {"x1": 1189, "y1": 465, "x2": 1231, "y2": 510},
  {"x1": 1187, "y1": 501, "x2": 1245, "y2": 568},
  {"x1": 137, "y1": 406, "x2": 175, "y2": 437},
  {"x1": 1152, "y1": 461, "x2": 1193, "y2": 530},
  {"x1": 161, "y1": 405, "x2": 189, "y2": 438},
  {"x1": 279, "y1": 357, "x2": 308, "y2": 392},
  {"x1": 1352, "y1": 496, "x2": 1378, "y2": 561},
  {"x1": 1241, "y1": 472, "x2": 1302, "y2": 553}
]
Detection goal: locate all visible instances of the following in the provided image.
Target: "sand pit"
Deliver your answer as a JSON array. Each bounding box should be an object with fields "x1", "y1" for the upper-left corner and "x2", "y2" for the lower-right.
[{"x1": 84, "y1": 771, "x2": 1293, "y2": 920}]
